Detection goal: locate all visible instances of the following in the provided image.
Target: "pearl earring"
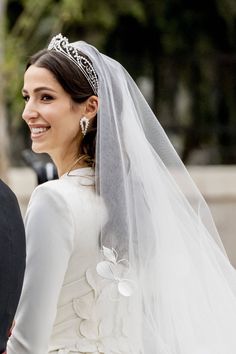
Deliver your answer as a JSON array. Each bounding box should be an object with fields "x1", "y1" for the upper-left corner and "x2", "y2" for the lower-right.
[{"x1": 80, "y1": 116, "x2": 89, "y2": 136}]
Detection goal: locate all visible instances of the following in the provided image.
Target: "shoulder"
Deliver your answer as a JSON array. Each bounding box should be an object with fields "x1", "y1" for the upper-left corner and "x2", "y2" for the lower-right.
[
  {"x1": 0, "y1": 180, "x2": 25, "y2": 245},
  {"x1": 28, "y1": 179, "x2": 74, "y2": 214},
  {"x1": 32, "y1": 176, "x2": 97, "y2": 204},
  {"x1": 0, "y1": 179, "x2": 18, "y2": 206},
  {"x1": 27, "y1": 178, "x2": 97, "y2": 219},
  {"x1": 0, "y1": 179, "x2": 12, "y2": 195},
  {"x1": 27, "y1": 177, "x2": 106, "y2": 226},
  {"x1": 25, "y1": 180, "x2": 75, "y2": 245},
  {"x1": 0, "y1": 179, "x2": 23, "y2": 222},
  {"x1": 32, "y1": 178, "x2": 71, "y2": 195}
]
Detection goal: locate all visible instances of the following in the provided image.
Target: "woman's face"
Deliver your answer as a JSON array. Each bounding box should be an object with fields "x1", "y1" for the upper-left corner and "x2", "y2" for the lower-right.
[{"x1": 22, "y1": 65, "x2": 84, "y2": 163}]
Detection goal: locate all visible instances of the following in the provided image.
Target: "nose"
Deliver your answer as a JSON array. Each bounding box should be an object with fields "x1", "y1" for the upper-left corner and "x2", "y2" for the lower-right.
[{"x1": 22, "y1": 100, "x2": 39, "y2": 122}]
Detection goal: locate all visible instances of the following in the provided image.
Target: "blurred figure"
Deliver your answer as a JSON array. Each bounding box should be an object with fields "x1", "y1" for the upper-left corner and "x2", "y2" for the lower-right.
[
  {"x1": 22, "y1": 149, "x2": 58, "y2": 184},
  {"x1": 0, "y1": 180, "x2": 26, "y2": 354}
]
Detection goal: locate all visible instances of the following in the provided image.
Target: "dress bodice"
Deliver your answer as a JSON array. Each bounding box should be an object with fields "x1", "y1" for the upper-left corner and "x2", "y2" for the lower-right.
[{"x1": 7, "y1": 168, "x2": 140, "y2": 354}]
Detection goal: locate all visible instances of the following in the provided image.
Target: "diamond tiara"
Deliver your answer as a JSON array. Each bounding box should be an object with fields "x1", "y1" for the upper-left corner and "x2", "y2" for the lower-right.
[{"x1": 48, "y1": 33, "x2": 98, "y2": 95}]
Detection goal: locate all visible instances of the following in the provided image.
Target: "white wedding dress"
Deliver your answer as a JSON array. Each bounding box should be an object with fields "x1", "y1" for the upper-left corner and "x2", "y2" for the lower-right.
[{"x1": 7, "y1": 168, "x2": 139, "y2": 354}]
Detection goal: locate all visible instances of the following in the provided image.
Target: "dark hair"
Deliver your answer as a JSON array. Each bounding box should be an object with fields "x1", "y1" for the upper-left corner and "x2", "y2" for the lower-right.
[{"x1": 26, "y1": 49, "x2": 97, "y2": 166}]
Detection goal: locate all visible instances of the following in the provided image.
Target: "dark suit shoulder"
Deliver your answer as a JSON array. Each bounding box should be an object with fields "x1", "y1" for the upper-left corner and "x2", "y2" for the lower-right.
[
  {"x1": 0, "y1": 179, "x2": 19, "y2": 206},
  {"x1": 0, "y1": 179, "x2": 25, "y2": 240}
]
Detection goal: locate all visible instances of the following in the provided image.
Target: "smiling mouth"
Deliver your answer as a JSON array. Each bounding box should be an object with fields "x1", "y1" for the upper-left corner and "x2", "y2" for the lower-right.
[
  {"x1": 31, "y1": 127, "x2": 50, "y2": 133},
  {"x1": 30, "y1": 126, "x2": 51, "y2": 138}
]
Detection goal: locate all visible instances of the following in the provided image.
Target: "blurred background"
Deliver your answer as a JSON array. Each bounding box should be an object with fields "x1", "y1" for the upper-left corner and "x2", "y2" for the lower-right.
[{"x1": 0, "y1": 0, "x2": 236, "y2": 264}]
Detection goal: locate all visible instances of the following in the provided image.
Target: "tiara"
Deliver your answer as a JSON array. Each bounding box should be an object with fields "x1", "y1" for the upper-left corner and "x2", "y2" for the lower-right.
[{"x1": 48, "y1": 33, "x2": 98, "y2": 95}]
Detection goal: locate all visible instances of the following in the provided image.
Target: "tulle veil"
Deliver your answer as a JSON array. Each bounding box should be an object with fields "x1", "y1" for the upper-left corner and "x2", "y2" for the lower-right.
[{"x1": 73, "y1": 40, "x2": 236, "y2": 354}]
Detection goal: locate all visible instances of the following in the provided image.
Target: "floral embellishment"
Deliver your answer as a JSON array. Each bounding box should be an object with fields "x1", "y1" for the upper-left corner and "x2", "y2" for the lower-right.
[
  {"x1": 96, "y1": 246, "x2": 135, "y2": 297},
  {"x1": 72, "y1": 267, "x2": 133, "y2": 353}
]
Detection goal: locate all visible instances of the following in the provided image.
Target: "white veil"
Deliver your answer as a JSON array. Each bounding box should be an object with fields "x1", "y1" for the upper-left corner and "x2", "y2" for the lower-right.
[{"x1": 73, "y1": 40, "x2": 236, "y2": 353}]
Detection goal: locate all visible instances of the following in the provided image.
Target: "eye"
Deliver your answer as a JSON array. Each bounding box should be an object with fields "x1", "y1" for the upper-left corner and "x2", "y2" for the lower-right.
[
  {"x1": 22, "y1": 95, "x2": 29, "y2": 102},
  {"x1": 41, "y1": 94, "x2": 54, "y2": 101}
]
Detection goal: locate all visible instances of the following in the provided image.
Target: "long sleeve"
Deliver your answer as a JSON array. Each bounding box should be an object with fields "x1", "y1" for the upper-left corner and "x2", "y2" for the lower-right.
[{"x1": 7, "y1": 184, "x2": 74, "y2": 354}]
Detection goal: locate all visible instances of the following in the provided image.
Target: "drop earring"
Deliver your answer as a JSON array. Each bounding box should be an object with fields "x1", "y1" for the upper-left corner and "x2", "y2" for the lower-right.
[{"x1": 80, "y1": 116, "x2": 89, "y2": 136}]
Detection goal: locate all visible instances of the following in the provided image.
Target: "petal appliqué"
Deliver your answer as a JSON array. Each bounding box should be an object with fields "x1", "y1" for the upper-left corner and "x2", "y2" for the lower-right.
[
  {"x1": 118, "y1": 280, "x2": 135, "y2": 297},
  {"x1": 73, "y1": 292, "x2": 94, "y2": 320},
  {"x1": 85, "y1": 267, "x2": 98, "y2": 293},
  {"x1": 102, "y1": 246, "x2": 118, "y2": 263},
  {"x1": 96, "y1": 261, "x2": 116, "y2": 280},
  {"x1": 80, "y1": 319, "x2": 99, "y2": 340}
]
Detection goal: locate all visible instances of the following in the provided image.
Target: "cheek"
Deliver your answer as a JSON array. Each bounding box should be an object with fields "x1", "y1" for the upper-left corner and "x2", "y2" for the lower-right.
[
  {"x1": 68, "y1": 121, "x2": 81, "y2": 139},
  {"x1": 56, "y1": 118, "x2": 80, "y2": 141},
  {"x1": 39, "y1": 107, "x2": 57, "y2": 125},
  {"x1": 46, "y1": 104, "x2": 81, "y2": 138}
]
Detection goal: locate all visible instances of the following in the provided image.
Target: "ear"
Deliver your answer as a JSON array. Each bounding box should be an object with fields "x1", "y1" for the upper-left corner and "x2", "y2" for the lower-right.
[{"x1": 84, "y1": 95, "x2": 99, "y2": 119}]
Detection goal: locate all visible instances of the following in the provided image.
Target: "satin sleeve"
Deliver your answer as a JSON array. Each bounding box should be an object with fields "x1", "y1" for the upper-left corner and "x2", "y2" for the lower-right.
[{"x1": 7, "y1": 184, "x2": 75, "y2": 354}]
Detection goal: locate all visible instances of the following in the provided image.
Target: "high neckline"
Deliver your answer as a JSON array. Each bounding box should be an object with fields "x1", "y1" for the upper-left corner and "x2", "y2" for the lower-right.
[{"x1": 60, "y1": 167, "x2": 95, "y2": 180}]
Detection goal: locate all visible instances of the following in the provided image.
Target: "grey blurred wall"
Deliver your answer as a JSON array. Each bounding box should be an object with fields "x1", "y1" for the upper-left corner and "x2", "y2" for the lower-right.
[{"x1": 189, "y1": 166, "x2": 236, "y2": 268}]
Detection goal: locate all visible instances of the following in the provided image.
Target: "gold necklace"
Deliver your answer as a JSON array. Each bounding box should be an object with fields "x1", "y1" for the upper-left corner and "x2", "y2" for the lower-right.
[{"x1": 66, "y1": 155, "x2": 85, "y2": 176}]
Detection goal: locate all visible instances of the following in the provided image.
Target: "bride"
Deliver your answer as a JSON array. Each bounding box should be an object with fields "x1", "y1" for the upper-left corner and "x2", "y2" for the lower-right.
[{"x1": 7, "y1": 33, "x2": 236, "y2": 354}]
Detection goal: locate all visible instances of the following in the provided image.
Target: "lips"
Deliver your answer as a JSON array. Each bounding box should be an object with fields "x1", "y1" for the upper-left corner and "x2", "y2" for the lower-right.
[{"x1": 30, "y1": 125, "x2": 51, "y2": 138}]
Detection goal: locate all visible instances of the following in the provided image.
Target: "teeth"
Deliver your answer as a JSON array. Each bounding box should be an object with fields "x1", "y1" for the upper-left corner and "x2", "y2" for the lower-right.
[{"x1": 31, "y1": 127, "x2": 48, "y2": 134}]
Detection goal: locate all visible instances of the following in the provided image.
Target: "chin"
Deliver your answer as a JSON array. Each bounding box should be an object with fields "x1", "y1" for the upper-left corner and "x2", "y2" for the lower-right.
[{"x1": 32, "y1": 142, "x2": 47, "y2": 154}]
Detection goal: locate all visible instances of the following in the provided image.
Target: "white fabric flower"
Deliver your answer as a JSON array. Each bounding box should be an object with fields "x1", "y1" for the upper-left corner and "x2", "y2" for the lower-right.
[{"x1": 96, "y1": 247, "x2": 135, "y2": 297}]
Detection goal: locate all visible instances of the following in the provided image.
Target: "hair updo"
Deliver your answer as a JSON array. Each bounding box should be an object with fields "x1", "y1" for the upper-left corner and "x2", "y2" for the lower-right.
[{"x1": 26, "y1": 49, "x2": 97, "y2": 167}]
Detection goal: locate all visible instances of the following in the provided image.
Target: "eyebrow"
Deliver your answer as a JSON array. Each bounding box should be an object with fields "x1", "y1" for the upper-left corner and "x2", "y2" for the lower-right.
[{"x1": 22, "y1": 87, "x2": 57, "y2": 94}]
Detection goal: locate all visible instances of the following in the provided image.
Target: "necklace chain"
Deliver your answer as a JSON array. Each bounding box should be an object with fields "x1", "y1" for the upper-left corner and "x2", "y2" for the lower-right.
[{"x1": 66, "y1": 155, "x2": 85, "y2": 176}]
